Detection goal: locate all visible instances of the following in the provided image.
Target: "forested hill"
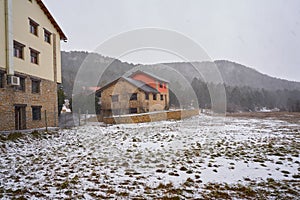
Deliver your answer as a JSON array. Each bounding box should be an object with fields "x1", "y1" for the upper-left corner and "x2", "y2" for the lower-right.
[
  {"x1": 61, "y1": 51, "x2": 300, "y2": 112},
  {"x1": 61, "y1": 51, "x2": 300, "y2": 95}
]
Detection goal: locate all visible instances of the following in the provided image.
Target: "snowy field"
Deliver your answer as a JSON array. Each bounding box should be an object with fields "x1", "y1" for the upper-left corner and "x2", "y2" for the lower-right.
[{"x1": 0, "y1": 114, "x2": 299, "y2": 199}]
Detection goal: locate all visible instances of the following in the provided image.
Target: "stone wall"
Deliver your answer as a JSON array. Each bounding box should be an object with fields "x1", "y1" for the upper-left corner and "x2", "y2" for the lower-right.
[
  {"x1": 100, "y1": 78, "x2": 168, "y2": 116},
  {"x1": 102, "y1": 109, "x2": 199, "y2": 124},
  {"x1": 0, "y1": 69, "x2": 58, "y2": 131}
]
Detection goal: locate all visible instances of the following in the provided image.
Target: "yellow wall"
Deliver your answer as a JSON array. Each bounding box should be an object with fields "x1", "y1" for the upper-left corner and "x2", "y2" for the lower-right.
[
  {"x1": 0, "y1": 0, "x2": 63, "y2": 83},
  {"x1": 0, "y1": 0, "x2": 6, "y2": 69}
]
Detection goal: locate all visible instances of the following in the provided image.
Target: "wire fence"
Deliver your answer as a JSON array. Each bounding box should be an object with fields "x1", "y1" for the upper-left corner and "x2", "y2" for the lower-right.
[{"x1": 0, "y1": 109, "x2": 99, "y2": 132}]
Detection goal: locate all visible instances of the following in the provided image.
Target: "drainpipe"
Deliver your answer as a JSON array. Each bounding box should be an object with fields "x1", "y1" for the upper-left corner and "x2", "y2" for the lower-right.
[{"x1": 5, "y1": 0, "x2": 14, "y2": 75}]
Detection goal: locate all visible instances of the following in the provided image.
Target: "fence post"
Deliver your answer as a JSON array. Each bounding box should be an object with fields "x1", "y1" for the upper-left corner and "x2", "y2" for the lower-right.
[
  {"x1": 78, "y1": 108, "x2": 81, "y2": 126},
  {"x1": 64, "y1": 113, "x2": 66, "y2": 128},
  {"x1": 85, "y1": 110, "x2": 88, "y2": 125},
  {"x1": 45, "y1": 110, "x2": 48, "y2": 132}
]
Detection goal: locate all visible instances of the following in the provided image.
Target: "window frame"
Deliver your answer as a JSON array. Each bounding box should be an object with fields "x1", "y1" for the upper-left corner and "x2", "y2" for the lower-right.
[
  {"x1": 111, "y1": 94, "x2": 119, "y2": 102},
  {"x1": 30, "y1": 48, "x2": 40, "y2": 65},
  {"x1": 130, "y1": 108, "x2": 138, "y2": 114},
  {"x1": 145, "y1": 93, "x2": 149, "y2": 100},
  {"x1": 130, "y1": 93, "x2": 138, "y2": 101},
  {"x1": 159, "y1": 83, "x2": 163, "y2": 88},
  {"x1": 153, "y1": 93, "x2": 157, "y2": 100},
  {"x1": 15, "y1": 76, "x2": 26, "y2": 92},
  {"x1": 0, "y1": 72, "x2": 4, "y2": 88},
  {"x1": 29, "y1": 18, "x2": 39, "y2": 36},
  {"x1": 13, "y1": 40, "x2": 25, "y2": 59},
  {"x1": 44, "y1": 29, "x2": 51, "y2": 44},
  {"x1": 32, "y1": 106, "x2": 42, "y2": 121},
  {"x1": 31, "y1": 79, "x2": 40, "y2": 94},
  {"x1": 160, "y1": 94, "x2": 164, "y2": 101}
]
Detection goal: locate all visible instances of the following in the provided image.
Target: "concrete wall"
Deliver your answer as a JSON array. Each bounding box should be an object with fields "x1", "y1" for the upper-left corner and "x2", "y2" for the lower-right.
[
  {"x1": 0, "y1": 1, "x2": 6, "y2": 70},
  {"x1": 102, "y1": 109, "x2": 199, "y2": 124},
  {"x1": 0, "y1": 0, "x2": 62, "y2": 83}
]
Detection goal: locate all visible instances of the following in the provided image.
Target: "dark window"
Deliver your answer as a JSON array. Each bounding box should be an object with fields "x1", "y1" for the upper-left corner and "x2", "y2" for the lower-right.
[
  {"x1": 111, "y1": 95, "x2": 119, "y2": 102},
  {"x1": 32, "y1": 106, "x2": 41, "y2": 120},
  {"x1": 130, "y1": 93, "x2": 137, "y2": 101},
  {"x1": 159, "y1": 83, "x2": 163, "y2": 88},
  {"x1": 153, "y1": 94, "x2": 157, "y2": 100},
  {"x1": 13, "y1": 41, "x2": 25, "y2": 59},
  {"x1": 164, "y1": 84, "x2": 166, "y2": 89},
  {"x1": 44, "y1": 29, "x2": 51, "y2": 44},
  {"x1": 145, "y1": 93, "x2": 149, "y2": 100},
  {"x1": 30, "y1": 48, "x2": 39, "y2": 64},
  {"x1": 113, "y1": 109, "x2": 121, "y2": 115},
  {"x1": 0, "y1": 72, "x2": 4, "y2": 88},
  {"x1": 29, "y1": 19, "x2": 39, "y2": 36},
  {"x1": 31, "y1": 79, "x2": 40, "y2": 93},
  {"x1": 160, "y1": 94, "x2": 164, "y2": 100},
  {"x1": 130, "y1": 108, "x2": 138, "y2": 114},
  {"x1": 16, "y1": 77, "x2": 25, "y2": 91}
]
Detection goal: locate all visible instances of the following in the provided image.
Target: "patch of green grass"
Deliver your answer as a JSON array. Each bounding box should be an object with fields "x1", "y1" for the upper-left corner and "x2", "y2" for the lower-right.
[{"x1": 7, "y1": 132, "x2": 24, "y2": 141}]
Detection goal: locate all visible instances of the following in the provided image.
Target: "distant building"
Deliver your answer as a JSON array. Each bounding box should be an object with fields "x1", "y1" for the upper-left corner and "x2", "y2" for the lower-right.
[
  {"x1": 96, "y1": 71, "x2": 169, "y2": 116},
  {"x1": 0, "y1": 0, "x2": 67, "y2": 131}
]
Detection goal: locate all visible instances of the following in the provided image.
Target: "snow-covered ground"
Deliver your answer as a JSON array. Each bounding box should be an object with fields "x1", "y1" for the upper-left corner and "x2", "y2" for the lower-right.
[{"x1": 0, "y1": 114, "x2": 299, "y2": 199}]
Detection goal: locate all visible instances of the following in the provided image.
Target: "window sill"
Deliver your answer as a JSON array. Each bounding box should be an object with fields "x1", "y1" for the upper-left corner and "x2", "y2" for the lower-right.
[{"x1": 14, "y1": 57, "x2": 24, "y2": 60}]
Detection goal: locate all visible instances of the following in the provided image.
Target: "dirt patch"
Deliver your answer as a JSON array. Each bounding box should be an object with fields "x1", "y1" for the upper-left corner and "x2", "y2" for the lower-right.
[{"x1": 227, "y1": 112, "x2": 300, "y2": 124}]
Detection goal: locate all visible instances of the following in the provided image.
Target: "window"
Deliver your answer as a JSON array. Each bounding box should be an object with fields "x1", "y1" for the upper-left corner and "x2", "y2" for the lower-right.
[
  {"x1": 16, "y1": 77, "x2": 25, "y2": 91},
  {"x1": 0, "y1": 72, "x2": 4, "y2": 88},
  {"x1": 130, "y1": 93, "x2": 137, "y2": 101},
  {"x1": 32, "y1": 106, "x2": 41, "y2": 120},
  {"x1": 159, "y1": 83, "x2": 163, "y2": 88},
  {"x1": 153, "y1": 94, "x2": 157, "y2": 100},
  {"x1": 160, "y1": 94, "x2": 164, "y2": 100},
  {"x1": 130, "y1": 108, "x2": 138, "y2": 114},
  {"x1": 31, "y1": 79, "x2": 40, "y2": 93},
  {"x1": 44, "y1": 29, "x2": 51, "y2": 44},
  {"x1": 145, "y1": 93, "x2": 149, "y2": 100},
  {"x1": 29, "y1": 18, "x2": 39, "y2": 36},
  {"x1": 111, "y1": 95, "x2": 119, "y2": 102},
  {"x1": 30, "y1": 48, "x2": 39, "y2": 64},
  {"x1": 13, "y1": 41, "x2": 25, "y2": 59}
]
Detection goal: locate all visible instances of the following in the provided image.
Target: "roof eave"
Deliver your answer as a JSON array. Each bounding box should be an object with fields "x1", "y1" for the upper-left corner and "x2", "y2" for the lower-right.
[{"x1": 36, "y1": 0, "x2": 67, "y2": 41}]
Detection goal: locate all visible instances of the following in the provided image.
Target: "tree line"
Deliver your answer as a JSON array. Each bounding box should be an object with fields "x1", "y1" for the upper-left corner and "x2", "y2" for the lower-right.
[{"x1": 169, "y1": 78, "x2": 300, "y2": 112}]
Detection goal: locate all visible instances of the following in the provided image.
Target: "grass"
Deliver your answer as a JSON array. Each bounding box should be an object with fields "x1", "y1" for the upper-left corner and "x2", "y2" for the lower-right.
[{"x1": 7, "y1": 132, "x2": 24, "y2": 141}]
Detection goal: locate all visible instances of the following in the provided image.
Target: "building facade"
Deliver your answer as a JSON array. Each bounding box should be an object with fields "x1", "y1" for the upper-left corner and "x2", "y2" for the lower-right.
[
  {"x1": 97, "y1": 71, "x2": 169, "y2": 117},
  {"x1": 0, "y1": 0, "x2": 67, "y2": 131}
]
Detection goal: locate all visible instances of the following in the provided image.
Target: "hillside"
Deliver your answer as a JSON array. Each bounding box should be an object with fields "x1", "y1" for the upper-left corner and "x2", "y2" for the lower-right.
[
  {"x1": 61, "y1": 51, "x2": 300, "y2": 97},
  {"x1": 61, "y1": 51, "x2": 300, "y2": 112}
]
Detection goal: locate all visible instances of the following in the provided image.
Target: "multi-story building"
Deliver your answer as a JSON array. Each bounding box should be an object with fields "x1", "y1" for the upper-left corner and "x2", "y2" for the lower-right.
[
  {"x1": 0, "y1": 0, "x2": 67, "y2": 131},
  {"x1": 96, "y1": 71, "x2": 169, "y2": 117}
]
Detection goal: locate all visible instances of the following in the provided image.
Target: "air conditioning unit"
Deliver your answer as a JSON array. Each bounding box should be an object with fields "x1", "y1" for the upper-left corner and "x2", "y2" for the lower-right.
[{"x1": 7, "y1": 75, "x2": 20, "y2": 86}]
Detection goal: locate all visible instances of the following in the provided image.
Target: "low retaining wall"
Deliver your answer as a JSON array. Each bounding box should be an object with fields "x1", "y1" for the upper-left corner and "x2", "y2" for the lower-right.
[{"x1": 101, "y1": 109, "x2": 199, "y2": 124}]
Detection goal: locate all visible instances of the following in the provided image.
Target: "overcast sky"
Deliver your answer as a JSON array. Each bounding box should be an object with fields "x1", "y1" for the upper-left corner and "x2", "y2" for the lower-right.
[{"x1": 43, "y1": 0, "x2": 300, "y2": 82}]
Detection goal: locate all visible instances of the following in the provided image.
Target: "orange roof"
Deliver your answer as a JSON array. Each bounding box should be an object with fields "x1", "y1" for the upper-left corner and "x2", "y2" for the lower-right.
[{"x1": 36, "y1": 0, "x2": 67, "y2": 41}]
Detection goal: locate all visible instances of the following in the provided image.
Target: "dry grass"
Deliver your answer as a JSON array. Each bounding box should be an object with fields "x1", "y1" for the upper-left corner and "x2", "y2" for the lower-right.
[{"x1": 227, "y1": 112, "x2": 300, "y2": 124}]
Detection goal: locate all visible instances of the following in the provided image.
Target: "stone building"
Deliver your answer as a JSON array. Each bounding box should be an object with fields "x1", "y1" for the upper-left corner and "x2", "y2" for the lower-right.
[
  {"x1": 0, "y1": 0, "x2": 67, "y2": 131},
  {"x1": 96, "y1": 71, "x2": 169, "y2": 117}
]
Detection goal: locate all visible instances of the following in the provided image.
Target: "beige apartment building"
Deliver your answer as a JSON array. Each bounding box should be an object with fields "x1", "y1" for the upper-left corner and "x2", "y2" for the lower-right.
[{"x1": 0, "y1": 0, "x2": 67, "y2": 131}]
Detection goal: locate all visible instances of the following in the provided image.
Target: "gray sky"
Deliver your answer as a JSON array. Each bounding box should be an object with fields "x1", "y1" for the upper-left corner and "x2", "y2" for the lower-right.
[{"x1": 43, "y1": 0, "x2": 300, "y2": 82}]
